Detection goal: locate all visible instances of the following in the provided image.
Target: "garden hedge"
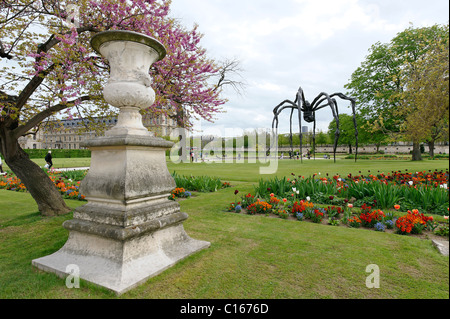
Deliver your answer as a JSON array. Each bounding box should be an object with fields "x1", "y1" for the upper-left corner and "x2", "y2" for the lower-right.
[{"x1": 23, "y1": 149, "x2": 91, "y2": 159}]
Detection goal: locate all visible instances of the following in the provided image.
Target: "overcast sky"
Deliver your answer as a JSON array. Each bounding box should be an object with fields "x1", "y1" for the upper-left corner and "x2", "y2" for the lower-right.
[{"x1": 169, "y1": 0, "x2": 449, "y2": 136}]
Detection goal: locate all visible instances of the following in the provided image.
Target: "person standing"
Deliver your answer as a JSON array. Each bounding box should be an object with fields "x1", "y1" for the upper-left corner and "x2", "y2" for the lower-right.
[{"x1": 45, "y1": 151, "x2": 53, "y2": 169}]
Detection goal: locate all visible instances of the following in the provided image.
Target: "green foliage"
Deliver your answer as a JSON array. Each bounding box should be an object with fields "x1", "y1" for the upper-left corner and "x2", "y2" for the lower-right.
[
  {"x1": 371, "y1": 182, "x2": 403, "y2": 209},
  {"x1": 253, "y1": 171, "x2": 449, "y2": 215},
  {"x1": 400, "y1": 185, "x2": 449, "y2": 214},
  {"x1": 345, "y1": 23, "x2": 449, "y2": 142},
  {"x1": 328, "y1": 114, "x2": 359, "y2": 147},
  {"x1": 328, "y1": 218, "x2": 340, "y2": 226},
  {"x1": 435, "y1": 222, "x2": 449, "y2": 237},
  {"x1": 171, "y1": 172, "x2": 225, "y2": 193},
  {"x1": 60, "y1": 170, "x2": 88, "y2": 181},
  {"x1": 254, "y1": 176, "x2": 295, "y2": 198}
]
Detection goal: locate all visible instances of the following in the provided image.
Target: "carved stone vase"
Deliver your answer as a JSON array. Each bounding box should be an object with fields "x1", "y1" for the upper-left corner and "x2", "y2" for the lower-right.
[{"x1": 32, "y1": 31, "x2": 210, "y2": 295}]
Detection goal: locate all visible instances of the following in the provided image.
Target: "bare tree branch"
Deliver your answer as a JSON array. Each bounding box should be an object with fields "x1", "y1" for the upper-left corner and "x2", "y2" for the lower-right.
[
  {"x1": 13, "y1": 95, "x2": 92, "y2": 138},
  {"x1": 212, "y1": 58, "x2": 246, "y2": 96}
]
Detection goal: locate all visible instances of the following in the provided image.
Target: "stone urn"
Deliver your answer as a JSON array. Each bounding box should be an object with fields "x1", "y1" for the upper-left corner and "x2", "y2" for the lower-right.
[
  {"x1": 32, "y1": 31, "x2": 210, "y2": 295},
  {"x1": 91, "y1": 30, "x2": 166, "y2": 137}
]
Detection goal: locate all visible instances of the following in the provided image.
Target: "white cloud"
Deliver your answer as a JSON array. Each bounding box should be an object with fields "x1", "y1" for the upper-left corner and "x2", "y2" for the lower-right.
[
  {"x1": 170, "y1": 0, "x2": 449, "y2": 134},
  {"x1": 253, "y1": 81, "x2": 284, "y2": 93}
]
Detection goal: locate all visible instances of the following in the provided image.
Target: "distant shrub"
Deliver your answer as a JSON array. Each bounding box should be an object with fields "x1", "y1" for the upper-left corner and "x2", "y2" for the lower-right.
[{"x1": 171, "y1": 172, "x2": 225, "y2": 192}]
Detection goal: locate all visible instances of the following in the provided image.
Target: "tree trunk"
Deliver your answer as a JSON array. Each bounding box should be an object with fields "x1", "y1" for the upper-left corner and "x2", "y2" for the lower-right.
[
  {"x1": 376, "y1": 143, "x2": 381, "y2": 153},
  {"x1": 348, "y1": 144, "x2": 353, "y2": 154},
  {"x1": 1, "y1": 135, "x2": 71, "y2": 217},
  {"x1": 411, "y1": 141, "x2": 423, "y2": 161},
  {"x1": 175, "y1": 104, "x2": 189, "y2": 163},
  {"x1": 427, "y1": 140, "x2": 435, "y2": 158}
]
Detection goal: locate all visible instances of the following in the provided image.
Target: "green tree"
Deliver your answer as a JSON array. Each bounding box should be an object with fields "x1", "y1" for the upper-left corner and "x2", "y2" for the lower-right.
[
  {"x1": 328, "y1": 114, "x2": 358, "y2": 153},
  {"x1": 394, "y1": 25, "x2": 449, "y2": 159},
  {"x1": 0, "y1": 1, "x2": 233, "y2": 216},
  {"x1": 316, "y1": 130, "x2": 331, "y2": 146},
  {"x1": 345, "y1": 23, "x2": 449, "y2": 160}
]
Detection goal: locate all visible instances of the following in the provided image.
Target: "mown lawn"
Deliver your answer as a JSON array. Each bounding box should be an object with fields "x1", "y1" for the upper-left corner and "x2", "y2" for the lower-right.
[
  {"x1": 0, "y1": 159, "x2": 448, "y2": 299},
  {"x1": 167, "y1": 157, "x2": 449, "y2": 183}
]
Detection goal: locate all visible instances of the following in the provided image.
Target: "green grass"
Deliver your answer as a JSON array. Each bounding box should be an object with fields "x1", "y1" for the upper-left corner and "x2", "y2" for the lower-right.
[
  {"x1": 167, "y1": 158, "x2": 449, "y2": 183},
  {"x1": 0, "y1": 158, "x2": 448, "y2": 299},
  {"x1": 2, "y1": 158, "x2": 91, "y2": 171}
]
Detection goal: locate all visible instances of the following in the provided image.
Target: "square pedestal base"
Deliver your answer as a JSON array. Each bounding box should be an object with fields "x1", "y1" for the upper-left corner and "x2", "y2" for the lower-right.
[{"x1": 32, "y1": 224, "x2": 210, "y2": 295}]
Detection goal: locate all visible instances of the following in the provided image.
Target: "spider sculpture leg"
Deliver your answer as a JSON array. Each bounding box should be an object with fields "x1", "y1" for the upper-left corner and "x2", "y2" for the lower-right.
[
  {"x1": 295, "y1": 95, "x2": 304, "y2": 163},
  {"x1": 310, "y1": 93, "x2": 341, "y2": 163},
  {"x1": 298, "y1": 108, "x2": 303, "y2": 163},
  {"x1": 269, "y1": 116, "x2": 278, "y2": 156},
  {"x1": 330, "y1": 93, "x2": 358, "y2": 162},
  {"x1": 289, "y1": 108, "x2": 295, "y2": 159},
  {"x1": 350, "y1": 99, "x2": 358, "y2": 162},
  {"x1": 270, "y1": 100, "x2": 297, "y2": 159},
  {"x1": 313, "y1": 116, "x2": 317, "y2": 160},
  {"x1": 331, "y1": 98, "x2": 340, "y2": 163}
]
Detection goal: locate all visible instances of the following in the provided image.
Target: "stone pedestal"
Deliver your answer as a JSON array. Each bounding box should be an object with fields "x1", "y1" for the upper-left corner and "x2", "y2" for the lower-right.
[
  {"x1": 33, "y1": 135, "x2": 210, "y2": 295},
  {"x1": 32, "y1": 31, "x2": 210, "y2": 295}
]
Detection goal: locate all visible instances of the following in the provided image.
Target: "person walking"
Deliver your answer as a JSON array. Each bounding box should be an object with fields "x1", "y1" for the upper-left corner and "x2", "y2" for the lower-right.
[
  {"x1": 0, "y1": 155, "x2": 5, "y2": 175},
  {"x1": 45, "y1": 151, "x2": 53, "y2": 169}
]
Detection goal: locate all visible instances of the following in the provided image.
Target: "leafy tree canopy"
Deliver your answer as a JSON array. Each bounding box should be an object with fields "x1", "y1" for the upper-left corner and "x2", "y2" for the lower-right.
[{"x1": 345, "y1": 23, "x2": 449, "y2": 135}]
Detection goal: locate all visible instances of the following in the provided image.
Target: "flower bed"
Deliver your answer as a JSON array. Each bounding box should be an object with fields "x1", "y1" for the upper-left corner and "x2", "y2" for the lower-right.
[
  {"x1": 168, "y1": 187, "x2": 191, "y2": 201},
  {"x1": 227, "y1": 186, "x2": 449, "y2": 240},
  {"x1": 395, "y1": 209, "x2": 434, "y2": 235},
  {"x1": 0, "y1": 171, "x2": 225, "y2": 204},
  {"x1": 0, "y1": 170, "x2": 86, "y2": 201},
  {"x1": 172, "y1": 172, "x2": 230, "y2": 193},
  {"x1": 253, "y1": 170, "x2": 449, "y2": 215}
]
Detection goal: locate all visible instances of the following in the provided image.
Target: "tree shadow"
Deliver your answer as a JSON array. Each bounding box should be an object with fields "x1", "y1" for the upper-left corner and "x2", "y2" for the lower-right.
[{"x1": 0, "y1": 211, "x2": 42, "y2": 229}]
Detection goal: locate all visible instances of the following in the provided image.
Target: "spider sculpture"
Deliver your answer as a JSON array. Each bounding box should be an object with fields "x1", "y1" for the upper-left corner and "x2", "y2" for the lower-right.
[{"x1": 269, "y1": 86, "x2": 358, "y2": 163}]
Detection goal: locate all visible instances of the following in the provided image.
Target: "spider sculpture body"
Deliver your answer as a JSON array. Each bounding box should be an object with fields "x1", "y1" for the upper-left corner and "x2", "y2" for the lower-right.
[{"x1": 270, "y1": 86, "x2": 358, "y2": 163}]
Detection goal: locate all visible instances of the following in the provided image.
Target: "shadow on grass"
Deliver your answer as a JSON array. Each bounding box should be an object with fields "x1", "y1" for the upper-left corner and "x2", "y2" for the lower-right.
[{"x1": 0, "y1": 211, "x2": 42, "y2": 229}]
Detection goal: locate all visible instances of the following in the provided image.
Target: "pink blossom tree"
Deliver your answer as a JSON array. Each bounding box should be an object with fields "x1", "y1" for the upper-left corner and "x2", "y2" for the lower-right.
[{"x1": 0, "y1": 0, "x2": 236, "y2": 216}]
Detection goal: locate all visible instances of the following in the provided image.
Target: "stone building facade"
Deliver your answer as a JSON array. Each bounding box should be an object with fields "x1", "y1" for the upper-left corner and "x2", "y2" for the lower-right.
[{"x1": 18, "y1": 113, "x2": 177, "y2": 150}]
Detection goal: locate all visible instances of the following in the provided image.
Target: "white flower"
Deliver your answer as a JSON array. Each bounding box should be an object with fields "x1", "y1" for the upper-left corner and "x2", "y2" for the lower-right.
[
  {"x1": 296, "y1": 190, "x2": 300, "y2": 195},
  {"x1": 440, "y1": 184, "x2": 448, "y2": 189},
  {"x1": 306, "y1": 196, "x2": 311, "y2": 202},
  {"x1": 408, "y1": 181, "x2": 414, "y2": 186},
  {"x1": 292, "y1": 187, "x2": 297, "y2": 192}
]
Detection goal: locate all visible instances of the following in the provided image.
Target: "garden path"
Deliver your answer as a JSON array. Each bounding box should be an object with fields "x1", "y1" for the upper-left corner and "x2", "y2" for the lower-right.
[{"x1": 50, "y1": 167, "x2": 90, "y2": 172}]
